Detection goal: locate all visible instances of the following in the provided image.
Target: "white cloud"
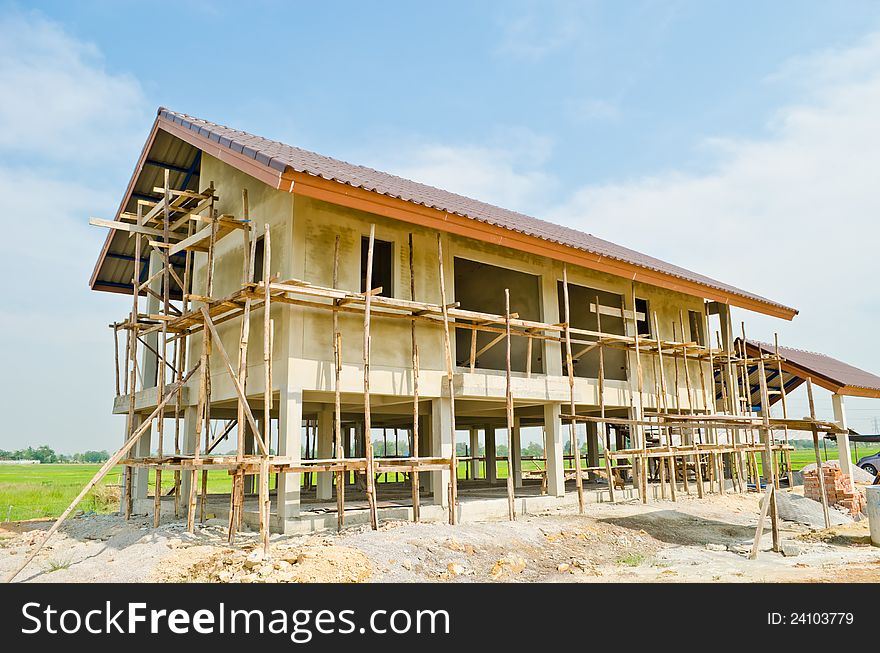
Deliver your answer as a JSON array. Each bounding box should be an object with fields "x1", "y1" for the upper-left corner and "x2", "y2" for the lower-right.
[
  {"x1": 0, "y1": 11, "x2": 147, "y2": 166},
  {"x1": 565, "y1": 97, "x2": 621, "y2": 122},
  {"x1": 367, "y1": 128, "x2": 557, "y2": 215},
  {"x1": 493, "y1": 1, "x2": 591, "y2": 61},
  {"x1": 546, "y1": 31, "x2": 880, "y2": 379},
  {"x1": 382, "y1": 30, "x2": 880, "y2": 431},
  {"x1": 0, "y1": 12, "x2": 144, "y2": 451}
]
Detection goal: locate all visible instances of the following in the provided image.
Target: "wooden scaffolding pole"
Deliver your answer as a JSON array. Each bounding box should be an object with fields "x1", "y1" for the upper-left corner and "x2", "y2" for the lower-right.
[
  {"x1": 153, "y1": 170, "x2": 172, "y2": 527},
  {"x1": 651, "y1": 311, "x2": 676, "y2": 501},
  {"x1": 437, "y1": 234, "x2": 458, "y2": 525},
  {"x1": 332, "y1": 235, "x2": 344, "y2": 531},
  {"x1": 629, "y1": 289, "x2": 648, "y2": 503},
  {"x1": 503, "y1": 288, "x2": 516, "y2": 521},
  {"x1": 363, "y1": 225, "x2": 379, "y2": 530},
  {"x1": 408, "y1": 233, "x2": 421, "y2": 522},
  {"x1": 561, "y1": 266, "x2": 585, "y2": 513},
  {"x1": 260, "y1": 221, "x2": 272, "y2": 555},
  {"x1": 124, "y1": 201, "x2": 143, "y2": 521},
  {"x1": 774, "y1": 333, "x2": 793, "y2": 484},
  {"x1": 198, "y1": 186, "x2": 217, "y2": 527},
  {"x1": 806, "y1": 377, "x2": 832, "y2": 529},
  {"x1": 596, "y1": 295, "x2": 614, "y2": 502},
  {"x1": 757, "y1": 359, "x2": 780, "y2": 551}
]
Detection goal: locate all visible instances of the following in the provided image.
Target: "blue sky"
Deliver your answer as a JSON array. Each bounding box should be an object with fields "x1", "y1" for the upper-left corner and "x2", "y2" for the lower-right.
[{"x1": 2, "y1": 1, "x2": 880, "y2": 450}]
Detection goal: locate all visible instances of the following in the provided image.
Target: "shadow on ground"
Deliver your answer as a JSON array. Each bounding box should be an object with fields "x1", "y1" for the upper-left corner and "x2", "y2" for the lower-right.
[{"x1": 600, "y1": 510, "x2": 756, "y2": 546}]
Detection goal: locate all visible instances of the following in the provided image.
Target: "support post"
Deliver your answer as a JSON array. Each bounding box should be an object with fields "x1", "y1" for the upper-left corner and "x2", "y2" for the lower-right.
[
  {"x1": 544, "y1": 403, "x2": 565, "y2": 497},
  {"x1": 831, "y1": 394, "x2": 854, "y2": 479},
  {"x1": 431, "y1": 397, "x2": 453, "y2": 506},
  {"x1": 317, "y1": 408, "x2": 333, "y2": 501},
  {"x1": 512, "y1": 415, "x2": 523, "y2": 489},
  {"x1": 469, "y1": 427, "x2": 480, "y2": 480},
  {"x1": 277, "y1": 385, "x2": 303, "y2": 525},
  {"x1": 485, "y1": 426, "x2": 497, "y2": 484}
]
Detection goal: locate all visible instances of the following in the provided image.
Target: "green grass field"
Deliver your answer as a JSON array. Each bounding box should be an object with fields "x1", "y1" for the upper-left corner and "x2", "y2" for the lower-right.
[
  {"x1": 0, "y1": 465, "x2": 241, "y2": 522},
  {"x1": 1, "y1": 445, "x2": 872, "y2": 522}
]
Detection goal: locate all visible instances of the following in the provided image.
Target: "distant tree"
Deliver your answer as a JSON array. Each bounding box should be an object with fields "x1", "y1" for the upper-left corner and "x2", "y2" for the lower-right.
[{"x1": 80, "y1": 450, "x2": 110, "y2": 463}]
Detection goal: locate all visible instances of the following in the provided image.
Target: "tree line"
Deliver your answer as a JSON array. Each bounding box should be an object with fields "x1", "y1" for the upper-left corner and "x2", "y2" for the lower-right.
[{"x1": 0, "y1": 445, "x2": 110, "y2": 463}]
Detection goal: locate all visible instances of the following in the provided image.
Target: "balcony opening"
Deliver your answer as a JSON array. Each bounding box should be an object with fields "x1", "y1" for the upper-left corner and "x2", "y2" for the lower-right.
[
  {"x1": 557, "y1": 281, "x2": 627, "y2": 381},
  {"x1": 453, "y1": 257, "x2": 543, "y2": 374},
  {"x1": 635, "y1": 298, "x2": 651, "y2": 337},
  {"x1": 688, "y1": 310, "x2": 705, "y2": 346},
  {"x1": 361, "y1": 236, "x2": 393, "y2": 297}
]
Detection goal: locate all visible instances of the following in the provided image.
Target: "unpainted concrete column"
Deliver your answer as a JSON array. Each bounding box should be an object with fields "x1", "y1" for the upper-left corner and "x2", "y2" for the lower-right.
[
  {"x1": 431, "y1": 397, "x2": 453, "y2": 506},
  {"x1": 316, "y1": 408, "x2": 334, "y2": 500},
  {"x1": 131, "y1": 417, "x2": 151, "y2": 506},
  {"x1": 419, "y1": 414, "x2": 433, "y2": 494},
  {"x1": 543, "y1": 403, "x2": 565, "y2": 497},
  {"x1": 485, "y1": 425, "x2": 497, "y2": 483},
  {"x1": 179, "y1": 407, "x2": 198, "y2": 506},
  {"x1": 832, "y1": 394, "x2": 854, "y2": 479},
  {"x1": 469, "y1": 427, "x2": 480, "y2": 479},
  {"x1": 243, "y1": 422, "x2": 256, "y2": 494},
  {"x1": 277, "y1": 385, "x2": 303, "y2": 523},
  {"x1": 512, "y1": 415, "x2": 523, "y2": 488},
  {"x1": 586, "y1": 421, "x2": 599, "y2": 481}
]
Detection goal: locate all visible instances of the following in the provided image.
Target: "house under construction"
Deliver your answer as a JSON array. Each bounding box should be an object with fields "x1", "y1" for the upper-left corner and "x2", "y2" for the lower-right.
[{"x1": 80, "y1": 107, "x2": 871, "y2": 552}]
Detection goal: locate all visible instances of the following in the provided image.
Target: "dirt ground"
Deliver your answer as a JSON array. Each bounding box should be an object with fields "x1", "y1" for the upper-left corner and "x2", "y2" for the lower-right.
[{"x1": 2, "y1": 492, "x2": 878, "y2": 583}]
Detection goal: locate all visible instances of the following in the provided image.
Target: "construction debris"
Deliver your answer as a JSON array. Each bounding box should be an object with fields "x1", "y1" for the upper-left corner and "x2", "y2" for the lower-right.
[
  {"x1": 804, "y1": 464, "x2": 866, "y2": 517},
  {"x1": 774, "y1": 490, "x2": 851, "y2": 528}
]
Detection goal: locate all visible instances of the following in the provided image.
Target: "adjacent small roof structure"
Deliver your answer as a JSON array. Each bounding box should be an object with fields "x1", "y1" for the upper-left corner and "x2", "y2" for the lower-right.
[
  {"x1": 90, "y1": 107, "x2": 799, "y2": 320},
  {"x1": 740, "y1": 339, "x2": 880, "y2": 408}
]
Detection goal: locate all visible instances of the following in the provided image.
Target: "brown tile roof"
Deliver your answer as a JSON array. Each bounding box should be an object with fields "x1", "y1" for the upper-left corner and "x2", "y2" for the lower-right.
[
  {"x1": 748, "y1": 339, "x2": 880, "y2": 395},
  {"x1": 157, "y1": 107, "x2": 795, "y2": 315}
]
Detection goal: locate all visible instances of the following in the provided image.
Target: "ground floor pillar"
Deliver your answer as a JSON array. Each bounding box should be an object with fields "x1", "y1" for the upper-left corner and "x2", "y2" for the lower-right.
[
  {"x1": 277, "y1": 385, "x2": 303, "y2": 523},
  {"x1": 586, "y1": 422, "x2": 599, "y2": 481},
  {"x1": 131, "y1": 416, "x2": 151, "y2": 506},
  {"x1": 485, "y1": 425, "x2": 497, "y2": 484},
  {"x1": 543, "y1": 403, "x2": 565, "y2": 497},
  {"x1": 316, "y1": 408, "x2": 333, "y2": 501},
  {"x1": 431, "y1": 397, "x2": 452, "y2": 506},
  {"x1": 512, "y1": 415, "x2": 523, "y2": 489},
  {"x1": 832, "y1": 394, "x2": 853, "y2": 479},
  {"x1": 469, "y1": 427, "x2": 480, "y2": 479}
]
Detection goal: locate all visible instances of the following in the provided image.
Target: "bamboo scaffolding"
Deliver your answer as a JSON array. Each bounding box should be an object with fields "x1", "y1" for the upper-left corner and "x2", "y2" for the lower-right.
[
  {"x1": 92, "y1": 181, "x2": 834, "y2": 553},
  {"x1": 332, "y1": 235, "x2": 344, "y2": 531},
  {"x1": 503, "y1": 288, "x2": 516, "y2": 521},
  {"x1": 408, "y1": 233, "x2": 421, "y2": 522},
  {"x1": 363, "y1": 225, "x2": 379, "y2": 530},
  {"x1": 437, "y1": 234, "x2": 458, "y2": 525},
  {"x1": 806, "y1": 377, "x2": 832, "y2": 529},
  {"x1": 561, "y1": 266, "x2": 585, "y2": 513}
]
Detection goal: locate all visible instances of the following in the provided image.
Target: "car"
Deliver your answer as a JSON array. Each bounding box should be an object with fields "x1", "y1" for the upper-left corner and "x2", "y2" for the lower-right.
[{"x1": 856, "y1": 451, "x2": 880, "y2": 477}]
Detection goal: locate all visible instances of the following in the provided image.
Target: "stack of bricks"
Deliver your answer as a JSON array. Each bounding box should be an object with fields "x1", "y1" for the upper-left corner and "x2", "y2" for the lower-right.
[{"x1": 803, "y1": 464, "x2": 866, "y2": 516}]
